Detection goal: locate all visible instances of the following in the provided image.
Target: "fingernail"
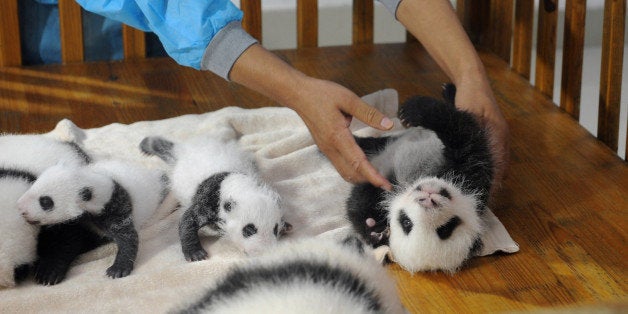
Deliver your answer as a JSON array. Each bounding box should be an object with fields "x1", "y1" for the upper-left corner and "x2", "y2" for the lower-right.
[{"x1": 380, "y1": 117, "x2": 393, "y2": 129}]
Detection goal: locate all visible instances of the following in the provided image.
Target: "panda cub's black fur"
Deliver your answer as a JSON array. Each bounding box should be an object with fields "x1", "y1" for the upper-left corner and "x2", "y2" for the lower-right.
[
  {"x1": 346, "y1": 84, "x2": 494, "y2": 273},
  {"x1": 175, "y1": 236, "x2": 406, "y2": 314}
]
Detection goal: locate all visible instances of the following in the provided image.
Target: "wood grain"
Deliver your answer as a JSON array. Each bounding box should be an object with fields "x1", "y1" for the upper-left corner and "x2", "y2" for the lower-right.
[
  {"x1": 535, "y1": 0, "x2": 560, "y2": 98},
  {"x1": 0, "y1": 0, "x2": 21, "y2": 66},
  {"x1": 512, "y1": 0, "x2": 534, "y2": 79},
  {"x1": 122, "y1": 25, "x2": 146, "y2": 60},
  {"x1": 297, "y1": 0, "x2": 318, "y2": 48},
  {"x1": 598, "y1": 0, "x2": 625, "y2": 152},
  {"x1": 559, "y1": 0, "x2": 587, "y2": 119},
  {"x1": 241, "y1": 0, "x2": 263, "y2": 43},
  {"x1": 58, "y1": 0, "x2": 84, "y2": 63},
  {"x1": 352, "y1": 0, "x2": 373, "y2": 45},
  {"x1": 0, "y1": 43, "x2": 625, "y2": 312}
]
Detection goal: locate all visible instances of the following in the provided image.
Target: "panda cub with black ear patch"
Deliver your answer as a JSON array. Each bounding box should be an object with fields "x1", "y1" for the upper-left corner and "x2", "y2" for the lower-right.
[
  {"x1": 347, "y1": 84, "x2": 493, "y2": 273},
  {"x1": 0, "y1": 134, "x2": 93, "y2": 287},
  {"x1": 140, "y1": 135, "x2": 290, "y2": 262},
  {"x1": 17, "y1": 159, "x2": 168, "y2": 279},
  {"x1": 175, "y1": 235, "x2": 406, "y2": 314}
]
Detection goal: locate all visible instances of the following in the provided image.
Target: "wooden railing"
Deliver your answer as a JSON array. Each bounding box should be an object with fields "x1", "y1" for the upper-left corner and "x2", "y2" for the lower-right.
[{"x1": 458, "y1": 0, "x2": 626, "y2": 159}]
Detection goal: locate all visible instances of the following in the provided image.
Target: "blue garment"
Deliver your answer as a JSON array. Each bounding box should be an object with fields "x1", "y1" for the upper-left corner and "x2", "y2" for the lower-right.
[
  {"x1": 19, "y1": 0, "x2": 165, "y2": 65},
  {"x1": 74, "y1": 0, "x2": 243, "y2": 70}
]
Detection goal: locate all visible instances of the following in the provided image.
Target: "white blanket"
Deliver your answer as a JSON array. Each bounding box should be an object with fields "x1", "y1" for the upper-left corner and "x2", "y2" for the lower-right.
[{"x1": 0, "y1": 89, "x2": 518, "y2": 312}]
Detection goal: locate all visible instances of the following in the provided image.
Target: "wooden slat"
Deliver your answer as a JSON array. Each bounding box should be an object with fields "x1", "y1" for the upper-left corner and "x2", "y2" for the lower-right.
[
  {"x1": 598, "y1": 0, "x2": 626, "y2": 151},
  {"x1": 297, "y1": 0, "x2": 318, "y2": 48},
  {"x1": 122, "y1": 25, "x2": 146, "y2": 60},
  {"x1": 487, "y1": 0, "x2": 514, "y2": 62},
  {"x1": 559, "y1": 0, "x2": 587, "y2": 119},
  {"x1": 352, "y1": 0, "x2": 373, "y2": 45},
  {"x1": 241, "y1": 0, "x2": 263, "y2": 43},
  {"x1": 512, "y1": 0, "x2": 534, "y2": 79},
  {"x1": 0, "y1": 0, "x2": 21, "y2": 66},
  {"x1": 58, "y1": 0, "x2": 84, "y2": 63},
  {"x1": 534, "y1": 0, "x2": 560, "y2": 98},
  {"x1": 457, "y1": 0, "x2": 491, "y2": 45}
]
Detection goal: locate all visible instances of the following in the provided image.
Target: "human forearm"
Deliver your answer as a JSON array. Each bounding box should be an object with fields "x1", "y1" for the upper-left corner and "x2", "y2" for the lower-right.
[{"x1": 396, "y1": 0, "x2": 486, "y2": 85}]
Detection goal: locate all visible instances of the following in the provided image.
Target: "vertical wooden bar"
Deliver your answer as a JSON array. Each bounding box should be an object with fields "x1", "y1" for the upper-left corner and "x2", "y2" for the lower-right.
[
  {"x1": 534, "y1": 0, "x2": 559, "y2": 98},
  {"x1": 352, "y1": 0, "x2": 373, "y2": 45},
  {"x1": 0, "y1": 0, "x2": 22, "y2": 66},
  {"x1": 297, "y1": 0, "x2": 318, "y2": 48},
  {"x1": 58, "y1": 0, "x2": 84, "y2": 63},
  {"x1": 241, "y1": 0, "x2": 263, "y2": 43},
  {"x1": 598, "y1": 0, "x2": 625, "y2": 151},
  {"x1": 123, "y1": 25, "x2": 146, "y2": 60},
  {"x1": 512, "y1": 0, "x2": 534, "y2": 79},
  {"x1": 457, "y1": 0, "x2": 490, "y2": 45},
  {"x1": 487, "y1": 0, "x2": 514, "y2": 63},
  {"x1": 559, "y1": 0, "x2": 587, "y2": 119}
]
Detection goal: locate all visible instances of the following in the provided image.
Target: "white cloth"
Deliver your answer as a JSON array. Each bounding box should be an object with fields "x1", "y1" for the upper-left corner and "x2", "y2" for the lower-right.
[{"x1": 0, "y1": 89, "x2": 517, "y2": 312}]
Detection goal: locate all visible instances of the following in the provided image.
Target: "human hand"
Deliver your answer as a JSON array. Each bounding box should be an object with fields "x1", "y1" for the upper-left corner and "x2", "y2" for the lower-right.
[
  {"x1": 288, "y1": 77, "x2": 394, "y2": 190},
  {"x1": 454, "y1": 77, "x2": 510, "y2": 194}
]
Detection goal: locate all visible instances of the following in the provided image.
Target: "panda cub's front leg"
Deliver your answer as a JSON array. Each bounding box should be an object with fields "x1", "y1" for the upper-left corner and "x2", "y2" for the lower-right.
[
  {"x1": 179, "y1": 208, "x2": 208, "y2": 262},
  {"x1": 104, "y1": 219, "x2": 139, "y2": 278}
]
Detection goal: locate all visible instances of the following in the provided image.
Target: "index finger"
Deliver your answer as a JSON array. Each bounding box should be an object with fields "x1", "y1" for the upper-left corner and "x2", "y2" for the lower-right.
[{"x1": 333, "y1": 130, "x2": 392, "y2": 191}]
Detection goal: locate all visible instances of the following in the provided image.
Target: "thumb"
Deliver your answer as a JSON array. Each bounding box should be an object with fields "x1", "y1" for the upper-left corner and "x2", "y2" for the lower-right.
[{"x1": 348, "y1": 99, "x2": 394, "y2": 131}]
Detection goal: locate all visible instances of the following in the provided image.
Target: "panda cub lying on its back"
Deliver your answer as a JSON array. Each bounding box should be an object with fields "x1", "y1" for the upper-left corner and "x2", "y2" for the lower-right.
[
  {"x1": 18, "y1": 159, "x2": 168, "y2": 279},
  {"x1": 140, "y1": 135, "x2": 291, "y2": 261},
  {"x1": 347, "y1": 84, "x2": 494, "y2": 273},
  {"x1": 175, "y1": 236, "x2": 406, "y2": 314}
]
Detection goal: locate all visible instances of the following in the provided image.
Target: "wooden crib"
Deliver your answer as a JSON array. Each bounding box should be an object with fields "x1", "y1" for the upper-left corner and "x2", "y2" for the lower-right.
[{"x1": 0, "y1": 0, "x2": 626, "y2": 312}]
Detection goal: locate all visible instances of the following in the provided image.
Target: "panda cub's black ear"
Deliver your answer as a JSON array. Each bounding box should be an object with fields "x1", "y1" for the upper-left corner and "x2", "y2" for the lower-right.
[{"x1": 80, "y1": 187, "x2": 93, "y2": 202}]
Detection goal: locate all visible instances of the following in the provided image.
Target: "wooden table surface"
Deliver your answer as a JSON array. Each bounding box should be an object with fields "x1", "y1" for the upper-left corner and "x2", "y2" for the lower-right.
[{"x1": 1, "y1": 43, "x2": 626, "y2": 313}]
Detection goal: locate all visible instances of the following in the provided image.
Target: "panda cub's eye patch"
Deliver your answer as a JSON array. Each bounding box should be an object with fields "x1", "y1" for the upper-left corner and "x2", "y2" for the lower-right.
[
  {"x1": 39, "y1": 196, "x2": 54, "y2": 211},
  {"x1": 436, "y1": 216, "x2": 461, "y2": 240},
  {"x1": 242, "y1": 223, "x2": 258, "y2": 238},
  {"x1": 273, "y1": 223, "x2": 279, "y2": 237},
  {"x1": 80, "y1": 187, "x2": 93, "y2": 202},
  {"x1": 398, "y1": 210, "x2": 413, "y2": 235}
]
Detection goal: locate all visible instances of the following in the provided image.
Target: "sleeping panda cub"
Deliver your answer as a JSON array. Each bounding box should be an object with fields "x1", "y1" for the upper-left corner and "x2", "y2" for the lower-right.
[
  {"x1": 0, "y1": 134, "x2": 94, "y2": 287},
  {"x1": 347, "y1": 84, "x2": 493, "y2": 273},
  {"x1": 140, "y1": 135, "x2": 291, "y2": 261},
  {"x1": 17, "y1": 159, "x2": 169, "y2": 279},
  {"x1": 175, "y1": 236, "x2": 406, "y2": 314}
]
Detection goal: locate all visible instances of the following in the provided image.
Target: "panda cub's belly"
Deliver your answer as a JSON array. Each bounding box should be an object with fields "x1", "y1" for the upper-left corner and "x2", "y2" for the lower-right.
[{"x1": 370, "y1": 128, "x2": 445, "y2": 185}]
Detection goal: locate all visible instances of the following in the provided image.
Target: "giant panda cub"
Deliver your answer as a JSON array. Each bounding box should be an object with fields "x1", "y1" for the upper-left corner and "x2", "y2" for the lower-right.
[
  {"x1": 17, "y1": 159, "x2": 169, "y2": 279},
  {"x1": 175, "y1": 235, "x2": 407, "y2": 314},
  {"x1": 0, "y1": 134, "x2": 94, "y2": 287},
  {"x1": 140, "y1": 136, "x2": 291, "y2": 261},
  {"x1": 347, "y1": 84, "x2": 494, "y2": 273}
]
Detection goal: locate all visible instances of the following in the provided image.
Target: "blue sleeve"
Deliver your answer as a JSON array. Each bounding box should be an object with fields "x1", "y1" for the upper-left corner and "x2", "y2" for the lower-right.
[{"x1": 75, "y1": 0, "x2": 249, "y2": 72}]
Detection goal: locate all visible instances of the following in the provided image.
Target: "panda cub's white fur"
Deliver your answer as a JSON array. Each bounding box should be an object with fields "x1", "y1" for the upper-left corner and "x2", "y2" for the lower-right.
[
  {"x1": 0, "y1": 134, "x2": 91, "y2": 287},
  {"x1": 17, "y1": 159, "x2": 168, "y2": 278},
  {"x1": 176, "y1": 236, "x2": 406, "y2": 314},
  {"x1": 140, "y1": 136, "x2": 289, "y2": 261},
  {"x1": 0, "y1": 178, "x2": 37, "y2": 287},
  {"x1": 387, "y1": 177, "x2": 483, "y2": 273},
  {"x1": 347, "y1": 85, "x2": 493, "y2": 274}
]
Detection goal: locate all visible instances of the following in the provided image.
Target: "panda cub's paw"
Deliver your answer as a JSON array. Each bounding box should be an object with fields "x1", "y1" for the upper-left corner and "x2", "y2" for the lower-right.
[
  {"x1": 106, "y1": 263, "x2": 133, "y2": 279},
  {"x1": 398, "y1": 96, "x2": 452, "y2": 129},
  {"x1": 184, "y1": 249, "x2": 209, "y2": 262},
  {"x1": 34, "y1": 262, "x2": 68, "y2": 286}
]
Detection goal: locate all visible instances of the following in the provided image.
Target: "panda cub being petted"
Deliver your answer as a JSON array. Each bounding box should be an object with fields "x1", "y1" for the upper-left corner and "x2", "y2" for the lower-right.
[
  {"x1": 347, "y1": 84, "x2": 494, "y2": 273},
  {"x1": 140, "y1": 135, "x2": 290, "y2": 261},
  {"x1": 18, "y1": 159, "x2": 168, "y2": 279}
]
